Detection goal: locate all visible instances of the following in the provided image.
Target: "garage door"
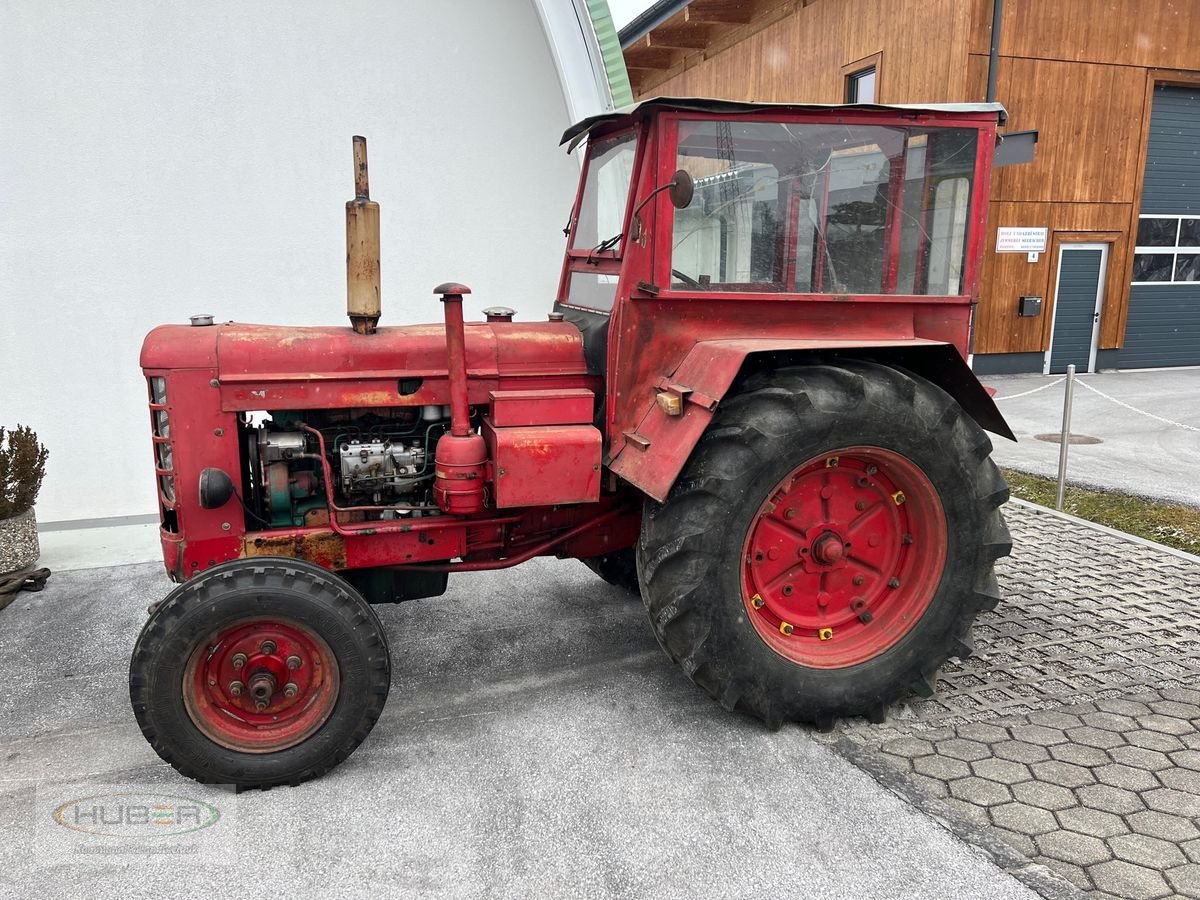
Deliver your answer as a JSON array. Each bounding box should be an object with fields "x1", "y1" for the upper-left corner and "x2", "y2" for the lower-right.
[{"x1": 1121, "y1": 85, "x2": 1200, "y2": 368}]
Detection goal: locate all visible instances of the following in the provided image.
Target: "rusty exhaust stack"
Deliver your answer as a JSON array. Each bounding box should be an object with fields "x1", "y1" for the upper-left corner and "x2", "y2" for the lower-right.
[{"x1": 346, "y1": 136, "x2": 381, "y2": 335}]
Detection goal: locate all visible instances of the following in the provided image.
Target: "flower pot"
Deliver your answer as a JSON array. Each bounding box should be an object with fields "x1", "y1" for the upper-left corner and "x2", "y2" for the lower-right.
[{"x1": 0, "y1": 507, "x2": 39, "y2": 575}]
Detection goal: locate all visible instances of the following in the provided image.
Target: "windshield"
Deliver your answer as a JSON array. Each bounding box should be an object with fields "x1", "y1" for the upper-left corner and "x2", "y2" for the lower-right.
[
  {"x1": 671, "y1": 120, "x2": 978, "y2": 295},
  {"x1": 571, "y1": 131, "x2": 637, "y2": 253}
]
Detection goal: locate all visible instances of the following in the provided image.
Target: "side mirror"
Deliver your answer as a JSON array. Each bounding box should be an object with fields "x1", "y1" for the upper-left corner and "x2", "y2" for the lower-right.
[{"x1": 668, "y1": 169, "x2": 694, "y2": 210}]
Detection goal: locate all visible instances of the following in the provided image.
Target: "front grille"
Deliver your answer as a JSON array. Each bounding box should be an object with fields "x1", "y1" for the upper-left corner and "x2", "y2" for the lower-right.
[{"x1": 148, "y1": 376, "x2": 177, "y2": 519}]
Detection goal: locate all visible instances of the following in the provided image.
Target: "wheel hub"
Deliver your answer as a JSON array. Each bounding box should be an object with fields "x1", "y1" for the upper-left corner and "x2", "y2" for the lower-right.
[
  {"x1": 183, "y1": 618, "x2": 339, "y2": 753},
  {"x1": 810, "y1": 531, "x2": 845, "y2": 566},
  {"x1": 742, "y1": 448, "x2": 947, "y2": 669}
]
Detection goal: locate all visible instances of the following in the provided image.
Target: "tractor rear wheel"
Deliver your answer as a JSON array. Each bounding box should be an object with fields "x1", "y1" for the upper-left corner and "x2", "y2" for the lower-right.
[
  {"x1": 129, "y1": 558, "x2": 391, "y2": 788},
  {"x1": 636, "y1": 362, "x2": 1010, "y2": 728}
]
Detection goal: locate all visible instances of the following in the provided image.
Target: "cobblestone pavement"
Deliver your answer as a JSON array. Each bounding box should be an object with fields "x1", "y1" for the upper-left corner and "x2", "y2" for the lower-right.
[{"x1": 836, "y1": 500, "x2": 1200, "y2": 900}]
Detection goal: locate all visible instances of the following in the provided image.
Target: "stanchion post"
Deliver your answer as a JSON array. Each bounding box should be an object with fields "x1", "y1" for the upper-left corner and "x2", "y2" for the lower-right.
[{"x1": 1055, "y1": 364, "x2": 1076, "y2": 510}]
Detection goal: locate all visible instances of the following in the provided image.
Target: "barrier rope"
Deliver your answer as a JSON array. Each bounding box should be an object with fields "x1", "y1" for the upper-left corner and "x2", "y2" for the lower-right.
[
  {"x1": 993, "y1": 377, "x2": 1065, "y2": 401},
  {"x1": 1074, "y1": 378, "x2": 1200, "y2": 434}
]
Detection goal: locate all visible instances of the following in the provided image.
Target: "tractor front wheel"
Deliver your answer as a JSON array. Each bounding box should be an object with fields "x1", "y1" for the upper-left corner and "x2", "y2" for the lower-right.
[
  {"x1": 129, "y1": 558, "x2": 391, "y2": 788},
  {"x1": 637, "y1": 362, "x2": 1010, "y2": 727}
]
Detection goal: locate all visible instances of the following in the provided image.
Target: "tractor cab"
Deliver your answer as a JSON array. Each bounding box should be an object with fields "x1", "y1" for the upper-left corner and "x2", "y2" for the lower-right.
[
  {"x1": 554, "y1": 98, "x2": 1009, "y2": 501},
  {"x1": 558, "y1": 98, "x2": 998, "y2": 315}
]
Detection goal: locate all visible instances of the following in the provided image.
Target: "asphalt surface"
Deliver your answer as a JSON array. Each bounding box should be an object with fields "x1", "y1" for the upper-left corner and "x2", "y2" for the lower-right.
[
  {"x1": 0, "y1": 556, "x2": 1036, "y2": 899},
  {"x1": 984, "y1": 369, "x2": 1200, "y2": 506}
]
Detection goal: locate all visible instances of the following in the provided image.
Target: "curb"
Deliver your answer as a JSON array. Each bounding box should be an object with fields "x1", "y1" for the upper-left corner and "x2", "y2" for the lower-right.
[
  {"x1": 1007, "y1": 497, "x2": 1200, "y2": 564},
  {"x1": 829, "y1": 736, "x2": 1089, "y2": 900}
]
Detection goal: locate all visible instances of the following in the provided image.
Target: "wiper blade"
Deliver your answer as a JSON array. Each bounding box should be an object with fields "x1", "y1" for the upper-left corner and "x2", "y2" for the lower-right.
[{"x1": 589, "y1": 233, "x2": 622, "y2": 256}]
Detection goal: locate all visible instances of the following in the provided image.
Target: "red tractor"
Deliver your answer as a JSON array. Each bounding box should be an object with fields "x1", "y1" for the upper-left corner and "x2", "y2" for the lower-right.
[{"x1": 132, "y1": 99, "x2": 1014, "y2": 788}]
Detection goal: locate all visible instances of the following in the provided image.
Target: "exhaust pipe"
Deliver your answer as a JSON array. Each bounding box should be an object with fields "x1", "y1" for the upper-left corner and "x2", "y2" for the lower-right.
[
  {"x1": 346, "y1": 135, "x2": 381, "y2": 335},
  {"x1": 433, "y1": 282, "x2": 487, "y2": 516}
]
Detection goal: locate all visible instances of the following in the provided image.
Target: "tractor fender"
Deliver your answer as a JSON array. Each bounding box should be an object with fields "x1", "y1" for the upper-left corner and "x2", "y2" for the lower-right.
[{"x1": 608, "y1": 338, "x2": 1014, "y2": 503}]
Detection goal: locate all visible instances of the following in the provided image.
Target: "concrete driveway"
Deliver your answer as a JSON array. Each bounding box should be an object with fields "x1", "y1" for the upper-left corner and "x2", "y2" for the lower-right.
[
  {"x1": 984, "y1": 369, "x2": 1200, "y2": 506},
  {"x1": 0, "y1": 555, "x2": 1037, "y2": 899}
]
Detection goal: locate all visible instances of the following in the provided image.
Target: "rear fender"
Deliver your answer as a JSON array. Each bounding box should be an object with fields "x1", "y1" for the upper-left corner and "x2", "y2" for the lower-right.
[{"x1": 609, "y1": 339, "x2": 1013, "y2": 502}]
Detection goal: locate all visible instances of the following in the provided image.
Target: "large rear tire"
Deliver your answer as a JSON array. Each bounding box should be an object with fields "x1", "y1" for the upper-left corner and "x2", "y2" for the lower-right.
[
  {"x1": 637, "y1": 362, "x2": 1010, "y2": 728},
  {"x1": 130, "y1": 558, "x2": 391, "y2": 788}
]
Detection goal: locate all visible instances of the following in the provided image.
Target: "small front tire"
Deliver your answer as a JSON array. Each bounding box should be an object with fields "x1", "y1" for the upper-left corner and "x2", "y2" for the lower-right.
[{"x1": 129, "y1": 558, "x2": 391, "y2": 788}]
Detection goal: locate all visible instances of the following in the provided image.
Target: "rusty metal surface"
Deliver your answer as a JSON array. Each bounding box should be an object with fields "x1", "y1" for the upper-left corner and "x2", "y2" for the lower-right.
[{"x1": 243, "y1": 531, "x2": 347, "y2": 570}]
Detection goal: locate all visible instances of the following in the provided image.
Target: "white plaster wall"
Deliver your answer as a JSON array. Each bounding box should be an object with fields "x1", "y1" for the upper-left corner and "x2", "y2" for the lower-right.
[{"x1": 1, "y1": 0, "x2": 585, "y2": 523}]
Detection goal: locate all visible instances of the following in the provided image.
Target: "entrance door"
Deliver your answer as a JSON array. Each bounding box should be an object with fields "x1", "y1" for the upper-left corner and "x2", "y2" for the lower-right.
[{"x1": 1045, "y1": 244, "x2": 1108, "y2": 374}]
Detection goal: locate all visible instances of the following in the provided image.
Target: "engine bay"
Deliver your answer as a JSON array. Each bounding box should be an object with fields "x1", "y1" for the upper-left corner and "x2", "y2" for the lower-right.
[{"x1": 242, "y1": 406, "x2": 455, "y2": 528}]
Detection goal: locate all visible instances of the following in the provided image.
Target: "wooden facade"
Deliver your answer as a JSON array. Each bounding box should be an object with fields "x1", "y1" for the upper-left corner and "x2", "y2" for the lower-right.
[{"x1": 623, "y1": 0, "x2": 1200, "y2": 363}]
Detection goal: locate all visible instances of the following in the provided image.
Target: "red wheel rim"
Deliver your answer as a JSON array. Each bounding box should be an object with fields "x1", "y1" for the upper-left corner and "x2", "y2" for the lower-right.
[
  {"x1": 183, "y1": 618, "x2": 339, "y2": 753},
  {"x1": 741, "y1": 447, "x2": 947, "y2": 669}
]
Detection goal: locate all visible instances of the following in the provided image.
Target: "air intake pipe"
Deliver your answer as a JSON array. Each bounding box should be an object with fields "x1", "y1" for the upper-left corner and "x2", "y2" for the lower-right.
[
  {"x1": 433, "y1": 282, "x2": 487, "y2": 515},
  {"x1": 346, "y1": 136, "x2": 381, "y2": 335}
]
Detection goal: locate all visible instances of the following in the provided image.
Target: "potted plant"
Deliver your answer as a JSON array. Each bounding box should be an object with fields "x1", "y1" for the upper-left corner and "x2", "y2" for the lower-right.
[{"x1": 0, "y1": 425, "x2": 49, "y2": 574}]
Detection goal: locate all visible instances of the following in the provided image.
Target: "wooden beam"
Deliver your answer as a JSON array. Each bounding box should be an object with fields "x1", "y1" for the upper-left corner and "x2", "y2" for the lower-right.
[
  {"x1": 643, "y1": 29, "x2": 710, "y2": 51},
  {"x1": 684, "y1": 1, "x2": 758, "y2": 26},
  {"x1": 623, "y1": 46, "x2": 681, "y2": 70}
]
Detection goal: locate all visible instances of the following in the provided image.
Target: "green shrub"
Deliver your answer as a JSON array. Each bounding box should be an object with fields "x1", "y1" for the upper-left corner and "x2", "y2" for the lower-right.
[{"x1": 0, "y1": 426, "x2": 48, "y2": 519}]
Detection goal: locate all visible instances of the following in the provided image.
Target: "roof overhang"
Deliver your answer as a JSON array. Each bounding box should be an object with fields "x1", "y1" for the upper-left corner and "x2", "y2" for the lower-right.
[{"x1": 561, "y1": 95, "x2": 1008, "y2": 150}]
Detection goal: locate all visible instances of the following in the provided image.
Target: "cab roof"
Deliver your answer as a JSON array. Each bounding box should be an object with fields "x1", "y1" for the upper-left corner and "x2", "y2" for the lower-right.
[{"x1": 562, "y1": 96, "x2": 1008, "y2": 151}]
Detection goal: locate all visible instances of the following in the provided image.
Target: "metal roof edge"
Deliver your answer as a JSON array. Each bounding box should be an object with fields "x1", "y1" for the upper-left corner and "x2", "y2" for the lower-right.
[
  {"x1": 617, "y1": 0, "x2": 693, "y2": 49},
  {"x1": 586, "y1": 0, "x2": 634, "y2": 108}
]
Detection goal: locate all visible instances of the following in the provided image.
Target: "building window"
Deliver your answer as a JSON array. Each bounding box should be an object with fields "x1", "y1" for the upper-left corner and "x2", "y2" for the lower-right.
[
  {"x1": 1132, "y1": 215, "x2": 1200, "y2": 283},
  {"x1": 846, "y1": 67, "x2": 877, "y2": 103}
]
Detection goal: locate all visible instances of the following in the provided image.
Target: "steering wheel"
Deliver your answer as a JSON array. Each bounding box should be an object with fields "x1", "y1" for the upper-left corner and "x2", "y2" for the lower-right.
[{"x1": 671, "y1": 268, "x2": 703, "y2": 289}]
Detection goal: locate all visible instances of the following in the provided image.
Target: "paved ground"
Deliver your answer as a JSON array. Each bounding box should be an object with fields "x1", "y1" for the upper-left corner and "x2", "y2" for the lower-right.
[
  {"x1": 839, "y1": 500, "x2": 1200, "y2": 900},
  {"x1": 6, "y1": 499, "x2": 1200, "y2": 899},
  {"x1": 0, "y1": 548, "x2": 1036, "y2": 899},
  {"x1": 983, "y1": 369, "x2": 1200, "y2": 506}
]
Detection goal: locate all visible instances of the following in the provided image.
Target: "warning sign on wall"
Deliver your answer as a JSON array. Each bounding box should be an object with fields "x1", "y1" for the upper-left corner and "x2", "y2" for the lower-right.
[{"x1": 996, "y1": 227, "x2": 1048, "y2": 253}]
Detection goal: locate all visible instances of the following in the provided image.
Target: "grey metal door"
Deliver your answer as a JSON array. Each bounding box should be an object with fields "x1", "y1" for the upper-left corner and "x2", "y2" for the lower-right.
[
  {"x1": 1121, "y1": 85, "x2": 1200, "y2": 368},
  {"x1": 1046, "y1": 245, "x2": 1107, "y2": 375}
]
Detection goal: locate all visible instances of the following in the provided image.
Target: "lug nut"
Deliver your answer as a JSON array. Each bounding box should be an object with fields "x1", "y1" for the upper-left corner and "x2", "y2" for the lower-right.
[
  {"x1": 286, "y1": 655, "x2": 302, "y2": 670},
  {"x1": 260, "y1": 640, "x2": 277, "y2": 654},
  {"x1": 853, "y1": 575, "x2": 865, "y2": 586},
  {"x1": 229, "y1": 680, "x2": 244, "y2": 696},
  {"x1": 858, "y1": 610, "x2": 874, "y2": 624},
  {"x1": 865, "y1": 465, "x2": 878, "y2": 476},
  {"x1": 902, "y1": 534, "x2": 913, "y2": 545},
  {"x1": 283, "y1": 682, "x2": 299, "y2": 698},
  {"x1": 888, "y1": 577, "x2": 901, "y2": 588},
  {"x1": 231, "y1": 652, "x2": 247, "y2": 670},
  {"x1": 254, "y1": 700, "x2": 268, "y2": 712}
]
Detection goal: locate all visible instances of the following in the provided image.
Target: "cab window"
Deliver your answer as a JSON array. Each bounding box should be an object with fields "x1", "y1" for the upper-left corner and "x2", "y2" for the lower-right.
[
  {"x1": 671, "y1": 120, "x2": 977, "y2": 295},
  {"x1": 571, "y1": 131, "x2": 637, "y2": 254}
]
